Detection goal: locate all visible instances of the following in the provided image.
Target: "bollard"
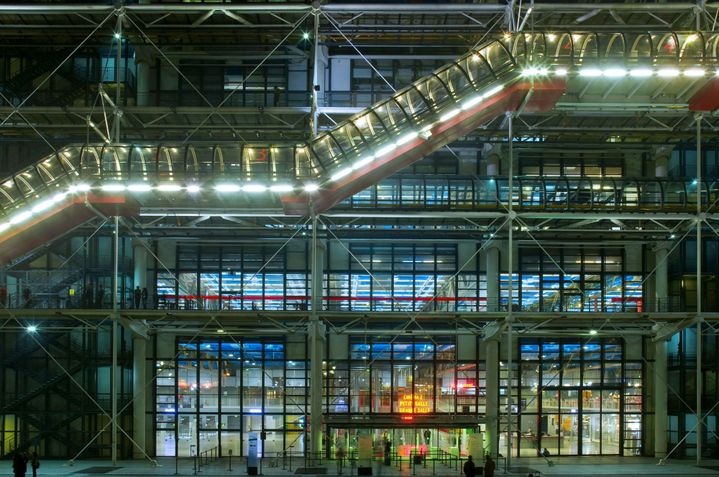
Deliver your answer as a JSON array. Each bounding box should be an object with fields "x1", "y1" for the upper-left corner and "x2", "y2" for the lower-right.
[{"x1": 228, "y1": 449, "x2": 233, "y2": 471}]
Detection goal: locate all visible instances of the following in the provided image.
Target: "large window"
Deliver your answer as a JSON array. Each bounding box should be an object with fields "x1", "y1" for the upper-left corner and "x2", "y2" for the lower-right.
[
  {"x1": 154, "y1": 338, "x2": 306, "y2": 458},
  {"x1": 504, "y1": 338, "x2": 643, "y2": 457}
]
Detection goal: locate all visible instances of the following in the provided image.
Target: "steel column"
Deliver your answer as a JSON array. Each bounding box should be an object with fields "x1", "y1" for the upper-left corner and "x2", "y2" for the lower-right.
[
  {"x1": 111, "y1": 216, "x2": 119, "y2": 465},
  {"x1": 696, "y1": 114, "x2": 703, "y2": 463}
]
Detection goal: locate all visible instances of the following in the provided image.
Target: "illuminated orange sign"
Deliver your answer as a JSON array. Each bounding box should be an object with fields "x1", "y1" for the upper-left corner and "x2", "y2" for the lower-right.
[{"x1": 398, "y1": 394, "x2": 430, "y2": 414}]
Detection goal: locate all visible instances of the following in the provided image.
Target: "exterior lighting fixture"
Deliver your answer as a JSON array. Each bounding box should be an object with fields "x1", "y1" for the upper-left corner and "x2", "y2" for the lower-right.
[
  {"x1": 69, "y1": 183, "x2": 91, "y2": 193},
  {"x1": 439, "y1": 109, "x2": 460, "y2": 122},
  {"x1": 603, "y1": 68, "x2": 626, "y2": 78},
  {"x1": 157, "y1": 184, "x2": 183, "y2": 192},
  {"x1": 547, "y1": 33, "x2": 557, "y2": 42},
  {"x1": 579, "y1": 68, "x2": 602, "y2": 77},
  {"x1": 629, "y1": 68, "x2": 653, "y2": 78},
  {"x1": 101, "y1": 183, "x2": 126, "y2": 192},
  {"x1": 554, "y1": 67, "x2": 568, "y2": 77},
  {"x1": 186, "y1": 184, "x2": 201, "y2": 194},
  {"x1": 684, "y1": 68, "x2": 705, "y2": 77},
  {"x1": 483, "y1": 85, "x2": 504, "y2": 97},
  {"x1": 217, "y1": 329, "x2": 225, "y2": 334},
  {"x1": 127, "y1": 183, "x2": 152, "y2": 192},
  {"x1": 114, "y1": 32, "x2": 121, "y2": 40},
  {"x1": 269, "y1": 184, "x2": 293, "y2": 193},
  {"x1": 657, "y1": 68, "x2": 680, "y2": 78},
  {"x1": 352, "y1": 156, "x2": 375, "y2": 170},
  {"x1": 10, "y1": 211, "x2": 32, "y2": 225},
  {"x1": 26, "y1": 325, "x2": 38, "y2": 333},
  {"x1": 522, "y1": 67, "x2": 547, "y2": 77},
  {"x1": 304, "y1": 183, "x2": 319, "y2": 193},
  {"x1": 331, "y1": 167, "x2": 352, "y2": 181},
  {"x1": 396, "y1": 131, "x2": 418, "y2": 146},
  {"x1": 302, "y1": 32, "x2": 310, "y2": 40},
  {"x1": 375, "y1": 143, "x2": 397, "y2": 157},
  {"x1": 214, "y1": 183, "x2": 241, "y2": 193},
  {"x1": 31, "y1": 198, "x2": 56, "y2": 214},
  {"x1": 589, "y1": 329, "x2": 598, "y2": 336},
  {"x1": 52, "y1": 192, "x2": 67, "y2": 202},
  {"x1": 670, "y1": 234, "x2": 676, "y2": 239},
  {"x1": 243, "y1": 184, "x2": 267, "y2": 193},
  {"x1": 0, "y1": 222, "x2": 10, "y2": 233},
  {"x1": 461, "y1": 95, "x2": 483, "y2": 110}
]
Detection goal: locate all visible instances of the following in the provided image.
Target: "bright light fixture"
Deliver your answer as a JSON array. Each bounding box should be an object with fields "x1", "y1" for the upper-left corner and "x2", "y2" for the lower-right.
[
  {"x1": 554, "y1": 67, "x2": 568, "y2": 76},
  {"x1": 269, "y1": 184, "x2": 293, "y2": 193},
  {"x1": 31, "y1": 199, "x2": 56, "y2": 214},
  {"x1": 114, "y1": 32, "x2": 121, "y2": 40},
  {"x1": 657, "y1": 67, "x2": 680, "y2": 78},
  {"x1": 603, "y1": 68, "x2": 626, "y2": 78},
  {"x1": 629, "y1": 68, "x2": 653, "y2": 77},
  {"x1": 396, "y1": 131, "x2": 418, "y2": 146},
  {"x1": 215, "y1": 183, "x2": 240, "y2": 193},
  {"x1": 10, "y1": 211, "x2": 32, "y2": 225},
  {"x1": 461, "y1": 95, "x2": 483, "y2": 110},
  {"x1": 483, "y1": 85, "x2": 504, "y2": 97},
  {"x1": 304, "y1": 183, "x2": 319, "y2": 193},
  {"x1": 69, "y1": 183, "x2": 91, "y2": 193},
  {"x1": 589, "y1": 329, "x2": 598, "y2": 336},
  {"x1": 522, "y1": 67, "x2": 548, "y2": 77},
  {"x1": 331, "y1": 167, "x2": 352, "y2": 181},
  {"x1": 243, "y1": 184, "x2": 267, "y2": 193},
  {"x1": 101, "y1": 183, "x2": 126, "y2": 192},
  {"x1": 157, "y1": 183, "x2": 183, "y2": 192},
  {"x1": 352, "y1": 156, "x2": 375, "y2": 170},
  {"x1": 375, "y1": 143, "x2": 397, "y2": 157},
  {"x1": 127, "y1": 183, "x2": 152, "y2": 192},
  {"x1": 684, "y1": 67, "x2": 705, "y2": 77},
  {"x1": 187, "y1": 184, "x2": 201, "y2": 193},
  {"x1": 579, "y1": 68, "x2": 602, "y2": 77},
  {"x1": 0, "y1": 222, "x2": 10, "y2": 233},
  {"x1": 26, "y1": 325, "x2": 38, "y2": 333},
  {"x1": 302, "y1": 32, "x2": 310, "y2": 40},
  {"x1": 439, "y1": 108, "x2": 460, "y2": 122},
  {"x1": 52, "y1": 192, "x2": 67, "y2": 202}
]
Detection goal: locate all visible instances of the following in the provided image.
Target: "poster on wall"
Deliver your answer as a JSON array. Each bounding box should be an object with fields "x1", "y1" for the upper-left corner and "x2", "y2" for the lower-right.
[
  {"x1": 358, "y1": 431, "x2": 373, "y2": 475},
  {"x1": 468, "y1": 432, "x2": 484, "y2": 461}
]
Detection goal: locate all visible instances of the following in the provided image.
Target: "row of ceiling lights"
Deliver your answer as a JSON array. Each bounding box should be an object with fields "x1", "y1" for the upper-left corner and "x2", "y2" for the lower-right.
[{"x1": 523, "y1": 66, "x2": 715, "y2": 78}]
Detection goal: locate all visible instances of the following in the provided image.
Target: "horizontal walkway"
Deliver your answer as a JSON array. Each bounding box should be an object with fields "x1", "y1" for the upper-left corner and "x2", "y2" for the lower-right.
[{"x1": 4, "y1": 457, "x2": 719, "y2": 477}]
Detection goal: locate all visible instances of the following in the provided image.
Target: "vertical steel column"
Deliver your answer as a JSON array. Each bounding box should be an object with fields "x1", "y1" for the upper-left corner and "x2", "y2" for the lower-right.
[
  {"x1": 696, "y1": 114, "x2": 703, "y2": 464},
  {"x1": 655, "y1": 337, "x2": 668, "y2": 459},
  {"x1": 505, "y1": 113, "x2": 514, "y2": 471},
  {"x1": 113, "y1": 10, "x2": 123, "y2": 143},
  {"x1": 133, "y1": 335, "x2": 147, "y2": 458},
  {"x1": 310, "y1": 2, "x2": 321, "y2": 137},
  {"x1": 485, "y1": 338, "x2": 499, "y2": 459},
  {"x1": 112, "y1": 215, "x2": 119, "y2": 465},
  {"x1": 309, "y1": 214, "x2": 323, "y2": 458}
]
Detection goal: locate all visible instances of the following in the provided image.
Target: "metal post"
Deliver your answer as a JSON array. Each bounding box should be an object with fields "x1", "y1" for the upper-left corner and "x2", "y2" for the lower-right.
[
  {"x1": 309, "y1": 2, "x2": 321, "y2": 137},
  {"x1": 111, "y1": 215, "x2": 119, "y2": 465},
  {"x1": 654, "y1": 338, "x2": 668, "y2": 459},
  {"x1": 310, "y1": 213, "x2": 323, "y2": 456},
  {"x1": 113, "y1": 9, "x2": 123, "y2": 143},
  {"x1": 696, "y1": 113, "x2": 703, "y2": 464},
  {"x1": 505, "y1": 112, "x2": 514, "y2": 471}
]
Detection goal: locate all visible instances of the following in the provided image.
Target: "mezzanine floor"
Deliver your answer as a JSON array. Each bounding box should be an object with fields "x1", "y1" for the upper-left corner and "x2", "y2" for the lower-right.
[{"x1": 6, "y1": 457, "x2": 719, "y2": 477}]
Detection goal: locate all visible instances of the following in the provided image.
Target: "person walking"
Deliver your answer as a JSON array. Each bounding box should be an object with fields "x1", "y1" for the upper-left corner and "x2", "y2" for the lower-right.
[
  {"x1": 133, "y1": 286, "x2": 141, "y2": 309},
  {"x1": 484, "y1": 454, "x2": 495, "y2": 477},
  {"x1": 463, "y1": 455, "x2": 476, "y2": 477},
  {"x1": 12, "y1": 450, "x2": 27, "y2": 477},
  {"x1": 141, "y1": 287, "x2": 148, "y2": 309},
  {"x1": 30, "y1": 451, "x2": 39, "y2": 477}
]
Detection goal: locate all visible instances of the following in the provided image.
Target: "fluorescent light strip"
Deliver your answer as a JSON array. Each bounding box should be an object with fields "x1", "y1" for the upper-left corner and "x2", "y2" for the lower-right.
[
  {"x1": 0, "y1": 222, "x2": 9, "y2": 233},
  {"x1": 304, "y1": 183, "x2": 319, "y2": 193},
  {"x1": 579, "y1": 68, "x2": 602, "y2": 77},
  {"x1": 629, "y1": 68, "x2": 653, "y2": 77},
  {"x1": 483, "y1": 85, "x2": 504, "y2": 98},
  {"x1": 352, "y1": 156, "x2": 375, "y2": 170},
  {"x1": 603, "y1": 68, "x2": 626, "y2": 78},
  {"x1": 269, "y1": 184, "x2": 293, "y2": 193},
  {"x1": 187, "y1": 184, "x2": 201, "y2": 193},
  {"x1": 375, "y1": 143, "x2": 397, "y2": 157},
  {"x1": 157, "y1": 184, "x2": 183, "y2": 192},
  {"x1": 657, "y1": 68, "x2": 680, "y2": 78},
  {"x1": 101, "y1": 183, "x2": 126, "y2": 192},
  {"x1": 69, "y1": 183, "x2": 91, "y2": 193},
  {"x1": 215, "y1": 183, "x2": 240, "y2": 193},
  {"x1": 9, "y1": 211, "x2": 32, "y2": 225},
  {"x1": 554, "y1": 68, "x2": 568, "y2": 77},
  {"x1": 684, "y1": 67, "x2": 705, "y2": 77},
  {"x1": 396, "y1": 131, "x2": 418, "y2": 146},
  {"x1": 439, "y1": 108, "x2": 460, "y2": 122},
  {"x1": 331, "y1": 167, "x2": 352, "y2": 181},
  {"x1": 31, "y1": 199, "x2": 56, "y2": 214},
  {"x1": 127, "y1": 183, "x2": 152, "y2": 192},
  {"x1": 461, "y1": 95, "x2": 483, "y2": 110},
  {"x1": 243, "y1": 184, "x2": 267, "y2": 193}
]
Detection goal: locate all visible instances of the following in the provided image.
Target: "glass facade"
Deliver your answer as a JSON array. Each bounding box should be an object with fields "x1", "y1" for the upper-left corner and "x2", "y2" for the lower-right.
[
  {"x1": 154, "y1": 338, "x2": 307, "y2": 458},
  {"x1": 508, "y1": 338, "x2": 643, "y2": 457}
]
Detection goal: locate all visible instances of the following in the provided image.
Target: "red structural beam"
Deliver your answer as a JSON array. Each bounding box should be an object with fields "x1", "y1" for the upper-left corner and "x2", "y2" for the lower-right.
[
  {"x1": 0, "y1": 194, "x2": 139, "y2": 266},
  {"x1": 689, "y1": 78, "x2": 719, "y2": 112},
  {"x1": 282, "y1": 78, "x2": 566, "y2": 215}
]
